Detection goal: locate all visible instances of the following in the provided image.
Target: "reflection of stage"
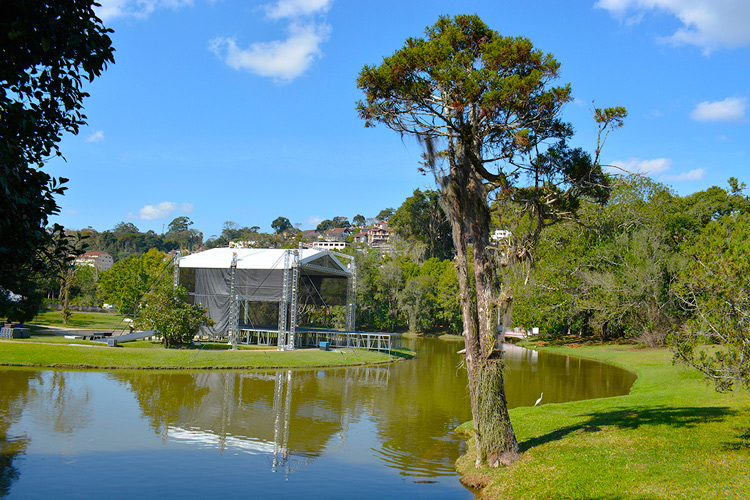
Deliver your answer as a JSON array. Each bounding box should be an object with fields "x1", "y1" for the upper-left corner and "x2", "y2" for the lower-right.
[
  {"x1": 162, "y1": 370, "x2": 308, "y2": 474},
  {"x1": 131, "y1": 365, "x2": 393, "y2": 476},
  {"x1": 166, "y1": 426, "x2": 276, "y2": 454}
]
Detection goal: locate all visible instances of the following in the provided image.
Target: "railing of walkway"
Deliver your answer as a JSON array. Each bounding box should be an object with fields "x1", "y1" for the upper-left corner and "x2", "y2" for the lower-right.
[{"x1": 231, "y1": 327, "x2": 401, "y2": 352}]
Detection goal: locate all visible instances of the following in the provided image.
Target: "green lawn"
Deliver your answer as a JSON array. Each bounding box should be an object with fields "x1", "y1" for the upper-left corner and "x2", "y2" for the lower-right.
[
  {"x1": 29, "y1": 310, "x2": 128, "y2": 330},
  {"x1": 0, "y1": 339, "x2": 407, "y2": 370},
  {"x1": 10, "y1": 311, "x2": 411, "y2": 369},
  {"x1": 456, "y1": 344, "x2": 750, "y2": 500}
]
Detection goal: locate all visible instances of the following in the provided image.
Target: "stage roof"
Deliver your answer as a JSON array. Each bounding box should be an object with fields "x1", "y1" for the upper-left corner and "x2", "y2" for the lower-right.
[{"x1": 178, "y1": 248, "x2": 349, "y2": 275}]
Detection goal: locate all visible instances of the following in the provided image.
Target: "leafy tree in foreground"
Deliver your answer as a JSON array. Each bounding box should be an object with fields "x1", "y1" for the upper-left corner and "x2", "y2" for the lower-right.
[
  {"x1": 672, "y1": 212, "x2": 750, "y2": 391},
  {"x1": 0, "y1": 0, "x2": 114, "y2": 319},
  {"x1": 97, "y1": 249, "x2": 171, "y2": 316},
  {"x1": 358, "y1": 14, "x2": 624, "y2": 466},
  {"x1": 135, "y1": 285, "x2": 212, "y2": 347}
]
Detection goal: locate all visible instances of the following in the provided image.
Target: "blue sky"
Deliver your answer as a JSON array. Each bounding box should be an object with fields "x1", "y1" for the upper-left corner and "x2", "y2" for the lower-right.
[{"x1": 47, "y1": 0, "x2": 750, "y2": 238}]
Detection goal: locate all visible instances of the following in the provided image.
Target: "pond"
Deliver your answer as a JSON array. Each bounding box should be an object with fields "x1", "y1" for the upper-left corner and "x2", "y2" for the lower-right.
[{"x1": 0, "y1": 339, "x2": 636, "y2": 499}]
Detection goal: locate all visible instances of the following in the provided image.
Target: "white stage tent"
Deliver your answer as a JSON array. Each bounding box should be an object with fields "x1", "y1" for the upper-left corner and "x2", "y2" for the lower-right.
[{"x1": 177, "y1": 247, "x2": 355, "y2": 349}]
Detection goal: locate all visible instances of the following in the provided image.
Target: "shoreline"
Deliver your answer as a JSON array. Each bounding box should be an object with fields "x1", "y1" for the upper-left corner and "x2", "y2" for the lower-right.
[{"x1": 0, "y1": 338, "x2": 411, "y2": 371}]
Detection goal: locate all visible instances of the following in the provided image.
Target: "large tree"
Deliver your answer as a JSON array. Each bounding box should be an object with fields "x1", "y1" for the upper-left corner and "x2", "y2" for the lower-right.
[
  {"x1": 165, "y1": 216, "x2": 202, "y2": 250},
  {"x1": 271, "y1": 216, "x2": 292, "y2": 234},
  {"x1": 0, "y1": 0, "x2": 114, "y2": 318},
  {"x1": 357, "y1": 14, "x2": 624, "y2": 466}
]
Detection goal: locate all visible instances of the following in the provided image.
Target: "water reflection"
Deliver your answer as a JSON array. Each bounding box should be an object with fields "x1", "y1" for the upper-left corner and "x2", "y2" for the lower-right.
[
  {"x1": 108, "y1": 366, "x2": 395, "y2": 474},
  {"x1": 0, "y1": 370, "x2": 38, "y2": 496},
  {"x1": 0, "y1": 340, "x2": 637, "y2": 499},
  {"x1": 503, "y1": 343, "x2": 638, "y2": 408}
]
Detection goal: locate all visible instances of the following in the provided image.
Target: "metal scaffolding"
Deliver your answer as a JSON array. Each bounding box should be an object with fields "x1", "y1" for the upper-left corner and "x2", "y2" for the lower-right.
[
  {"x1": 277, "y1": 249, "x2": 300, "y2": 351},
  {"x1": 346, "y1": 259, "x2": 357, "y2": 332},
  {"x1": 228, "y1": 253, "x2": 240, "y2": 348}
]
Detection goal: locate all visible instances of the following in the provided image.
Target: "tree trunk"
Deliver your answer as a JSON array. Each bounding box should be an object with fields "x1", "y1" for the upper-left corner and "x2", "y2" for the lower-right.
[
  {"x1": 60, "y1": 270, "x2": 72, "y2": 325},
  {"x1": 444, "y1": 158, "x2": 520, "y2": 467}
]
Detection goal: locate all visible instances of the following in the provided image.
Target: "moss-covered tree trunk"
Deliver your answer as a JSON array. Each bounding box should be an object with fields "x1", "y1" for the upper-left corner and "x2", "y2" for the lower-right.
[{"x1": 444, "y1": 154, "x2": 520, "y2": 466}]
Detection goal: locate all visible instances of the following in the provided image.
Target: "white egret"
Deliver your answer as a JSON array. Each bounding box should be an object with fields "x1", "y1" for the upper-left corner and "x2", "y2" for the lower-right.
[{"x1": 534, "y1": 392, "x2": 543, "y2": 406}]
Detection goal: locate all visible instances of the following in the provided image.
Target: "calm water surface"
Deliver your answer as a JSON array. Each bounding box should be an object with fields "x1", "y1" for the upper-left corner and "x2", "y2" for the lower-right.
[{"x1": 0, "y1": 339, "x2": 636, "y2": 499}]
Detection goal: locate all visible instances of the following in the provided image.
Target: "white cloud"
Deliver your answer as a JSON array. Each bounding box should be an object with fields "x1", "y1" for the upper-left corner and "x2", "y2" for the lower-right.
[
  {"x1": 611, "y1": 157, "x2": 672, "y2": 175},
  {"x1": 610, "y1": 158, "x2": 706, "y2": 183},
  {"x1": 263, "y1": 0, "x2": 332, "y2": 20},
  {"x1": 129, "y1": 201, "x2": 194, "y2": 221},
  {"x1": 595, "y1": 0, "x2": 750, "y2": 53},
  {"x1": 86, "y1": 130, "x2": 105, "y2": 143},
  {"x1": 690, "y1": 97, "x2": 747, "y2": 123},
  {"x1": 663, "y1": 168, "x2": 706, "y2": 181},
  {"x1": 304, "y1": 215, "x2": 323, "y2": 227},
  {"x1": 210, "y1": 21, "x2": 330, "y2": 81},
  {"x1": 96, "y1": 0, "x2": 193, "y2": 21},
  {"x1": 211, "y1": 0, "x2": 332, "y2": 81}
]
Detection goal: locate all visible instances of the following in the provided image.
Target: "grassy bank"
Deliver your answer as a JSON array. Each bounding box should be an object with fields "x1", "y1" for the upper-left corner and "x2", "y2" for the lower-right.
[
  {"x1": 456, "y1": 344, "x2": 750, "y2": 499},
  {"x1": 0, "y1": 340, "x2": 408, "y2": 370}
]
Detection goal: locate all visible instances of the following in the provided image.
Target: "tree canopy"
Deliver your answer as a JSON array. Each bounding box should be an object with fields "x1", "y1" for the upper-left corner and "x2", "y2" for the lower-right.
[
  {"x1": 97, "y1": 249, "x2": 171, "y2": 316},
  {"x1": 0, "y1": 0, "x2": 114, "y2": 318},
  {"x1": 271, "y1": 216, "x2": 292, "y2": 234}
]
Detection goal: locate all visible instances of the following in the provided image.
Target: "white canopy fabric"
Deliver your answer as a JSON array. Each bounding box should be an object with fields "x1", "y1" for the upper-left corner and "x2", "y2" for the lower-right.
[{"x1": 178, "y1": 247, "x2": 348, "y2": 273}]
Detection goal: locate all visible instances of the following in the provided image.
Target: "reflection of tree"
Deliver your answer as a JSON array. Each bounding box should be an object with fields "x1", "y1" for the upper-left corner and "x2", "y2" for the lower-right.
[
  {"x1": 40, "y1": 371, "x2": 93, "y2": 435},
  {"x1": 0, "y1": 370, "x2": 38, "y2": 496},
  {"x1": 366, "y1": 338, "x2": 472, "y2": 477},
  {"x1": 108, "y1": 372, "x2": 211, "y2": 433}
]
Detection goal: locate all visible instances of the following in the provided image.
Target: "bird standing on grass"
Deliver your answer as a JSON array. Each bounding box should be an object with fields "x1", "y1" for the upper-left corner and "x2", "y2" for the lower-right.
[{"x1": 535, "y1": 392, "x2": 544, "y2": 406}]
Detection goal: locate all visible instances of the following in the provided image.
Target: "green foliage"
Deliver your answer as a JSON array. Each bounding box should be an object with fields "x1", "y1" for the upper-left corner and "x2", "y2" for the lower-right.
[
  {"x1": 315, "y1": 219, "x2": 330, "y2": 232},
  {"x1": 512, "y1": 176, "x2": 749, "y2": 353},
  {"x1": 673, "y1": 212, "x2": 750, "y2": 391},
  {"x1": 390, "y1": 189, "x2": 453, "y2": 260},
  {"x1": 135, "y1": 285, "x2": 212, "y2": 347},
  {"x1": 165, "y1": 216, "x2": 202, "y2": 250},
  {"x1": 0, "y1": 0, "x2": 114, "y2": 319},
  {"x1": 205, "y1": 221, "x2": 266, "y2": 249},
  {"x1": 67, "y1": 265, "x2": 98, "y2": 306},
  {"x1": 271, "y1": 216, "x2": 292, "y2": 234},
  {"x1": 167, "y1": 216, "x2": 192, "y2": 234},
  {"x1": 512, "y1": 176, "x2": 681, "y2": 343},
  {"x1": 398, "y1": 275, "x2": 436, "y2": 332},
  {"x1": 97, "y1": 249, "x2": 171, "y2": 316},
  {"x1": 113, "y1": 222, "x2": 140, "y2": 237},
  {"x1": 354, "y1": 249, "x2": 461, "y2": 333},
  {"x1": 375, "y1": 208, "x2": 395, "y2": 222}
]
